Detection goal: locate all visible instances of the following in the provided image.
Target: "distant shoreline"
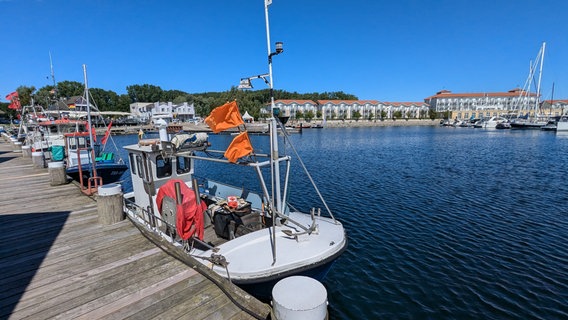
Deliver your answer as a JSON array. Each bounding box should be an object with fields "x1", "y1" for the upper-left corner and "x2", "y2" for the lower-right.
[
  {"x1": 290, "y1": 119, "x2": 439, "y2": 128},
  {"x1": 96, "y1": 118, "x2": 440, "y2": 135}
]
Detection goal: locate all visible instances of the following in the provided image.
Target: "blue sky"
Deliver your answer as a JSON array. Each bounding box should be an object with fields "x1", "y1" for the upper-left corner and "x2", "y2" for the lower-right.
[{"x1": 1, "y1": 0, "x2": 567, "y2": 103}]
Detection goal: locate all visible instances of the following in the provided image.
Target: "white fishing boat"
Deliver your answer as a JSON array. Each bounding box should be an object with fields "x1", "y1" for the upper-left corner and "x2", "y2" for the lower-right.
[
  {"x1": 65, "y1": 65, "x2": 128, "y2": 191},
  {"x1": 556, "y1": 115, "x2": 568, "y2": 132},
  {"x1": 122, "y1": 0, "x2": 347, "y2": 299}
]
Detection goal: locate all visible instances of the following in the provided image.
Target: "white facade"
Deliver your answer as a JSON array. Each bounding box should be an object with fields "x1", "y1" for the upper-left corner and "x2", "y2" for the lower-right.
[
  {"x1": 269, "y1": 100, "x2": 429, "y2": 120},
  {"x1": 130, "y1": 101, "x2": 197, "y2": 123}
]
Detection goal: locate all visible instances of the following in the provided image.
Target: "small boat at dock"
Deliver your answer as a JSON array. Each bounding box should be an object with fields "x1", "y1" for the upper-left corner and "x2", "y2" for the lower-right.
[{"x1": 121, "y1": 0, "x2": 347, "y2": 300}]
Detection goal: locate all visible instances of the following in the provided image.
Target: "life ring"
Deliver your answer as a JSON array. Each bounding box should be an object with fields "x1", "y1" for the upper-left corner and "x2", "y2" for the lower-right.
[{"x1": 156, "y1": 179, "x2": 207, "y2": 240}]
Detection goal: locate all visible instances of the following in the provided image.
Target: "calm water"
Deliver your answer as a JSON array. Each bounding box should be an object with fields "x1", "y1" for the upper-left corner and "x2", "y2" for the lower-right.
[{"x1": 111, "y1": 126, "x2": 568, "y2": 319}]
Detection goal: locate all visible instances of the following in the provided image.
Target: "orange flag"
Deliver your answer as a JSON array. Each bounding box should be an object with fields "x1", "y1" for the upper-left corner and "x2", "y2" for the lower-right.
[
  {"x1": 224, "y1": 131, "x2": 253, "y2": 163},
  {"x1": 205, "y1": 101, "x2": 244, "y2": 133}
]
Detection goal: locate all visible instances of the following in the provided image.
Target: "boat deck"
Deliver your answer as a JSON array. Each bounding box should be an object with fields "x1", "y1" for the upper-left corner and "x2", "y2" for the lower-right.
[{"x1": 0, "y1": 137, "x2": 270, "y2": 319}]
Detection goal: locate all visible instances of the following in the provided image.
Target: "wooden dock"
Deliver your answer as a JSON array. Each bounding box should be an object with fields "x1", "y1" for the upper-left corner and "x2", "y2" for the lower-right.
[{"x1": 0, "y1": 137, "x2": 271, "y2": 319}]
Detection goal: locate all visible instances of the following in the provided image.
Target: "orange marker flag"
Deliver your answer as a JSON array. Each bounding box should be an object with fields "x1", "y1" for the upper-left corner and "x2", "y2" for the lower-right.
[
  {"x1": 224, "y1": 131, "x2": 253, "y2": 163},
  {"x1": 205, "y1": 101, "x2": 244, "y2": 133}
]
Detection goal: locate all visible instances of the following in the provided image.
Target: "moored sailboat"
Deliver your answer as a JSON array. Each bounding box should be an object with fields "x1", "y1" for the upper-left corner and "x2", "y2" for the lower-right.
[{"x1": 510, "y1": 42, "x2": 549, "y2": 129}]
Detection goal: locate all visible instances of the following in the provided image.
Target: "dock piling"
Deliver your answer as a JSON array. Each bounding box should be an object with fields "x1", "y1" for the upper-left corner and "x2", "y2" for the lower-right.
[{"x1": 97, "y1": 184, "x2": 125, "y2": 225}]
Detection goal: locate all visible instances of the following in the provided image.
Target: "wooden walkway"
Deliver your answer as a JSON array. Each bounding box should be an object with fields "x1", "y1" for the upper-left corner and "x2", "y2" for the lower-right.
[{"x1": 0, "y1": 137, "x2": 270, "y2": 320}]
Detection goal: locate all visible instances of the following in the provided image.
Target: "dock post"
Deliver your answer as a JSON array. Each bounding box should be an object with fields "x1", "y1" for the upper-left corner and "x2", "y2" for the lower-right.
[
  {"x1": 48, "y1": 161, "x2": 67, "y2": 186},
  {"x1": 13, "y1": 141, "x2": 22, "y2": 153},
  {"x1": 97, "y1": 184, "x2": 124, "y2": 225},
  {"x1": 21, "y1": 145, "x2": 31, "y2": 158},
  {"x1": 31, "y1": 151, "x2": 45, "y2": 168},
  {"x1": 272, "y1": 276, "x2": 328, "y2": 320}
]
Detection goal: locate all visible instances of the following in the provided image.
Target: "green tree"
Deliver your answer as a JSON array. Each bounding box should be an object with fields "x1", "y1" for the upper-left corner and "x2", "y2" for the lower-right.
[
  {"x1": 127, "y1": 84, "x2": 163, "y2": 103},
  {"x1": 117, "y1": 94, "x2": 131, "y2": 112},
  {"x1": 57, "y1": 81, "x2": 84, "y2": 98},
  {"x1": 429, "y1": 108, "x2": 437, "y2": 120},
  {"x1": 15, "y1": 86, "x2": 36, "y2": 107},
  {"x1": 305, "y1": 110, "x2": 314, "y2": 122},
  {"x1": 90, "y1": 88, "x2": 120, "y2": 111},
  {"x1": 352, "y1": 111, "x2": 361, "y2": 121},
  {"x1": 393, "y1": 110, "x2": 402, "y2": 119},
  {"x1": 295, "y1": 110, "x2": 304, "y2": 120}
]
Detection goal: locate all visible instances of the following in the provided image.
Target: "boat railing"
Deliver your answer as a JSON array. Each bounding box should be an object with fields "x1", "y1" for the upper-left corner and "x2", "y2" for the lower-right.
[
  {"x1": 76, "y1": 146, "x2": 102, "y2": 195},
  {"x1": 124, "y1": 197, "x2": 178, "y2": 243}
]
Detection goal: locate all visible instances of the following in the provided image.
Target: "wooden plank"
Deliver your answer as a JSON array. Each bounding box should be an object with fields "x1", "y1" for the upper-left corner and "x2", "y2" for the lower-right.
[
  {"x1": 0, "y1": 141, "x2": 270, "y2": 320},
  {"x1": 68, "y1": 268, "x2": 199, "y2": 319}
]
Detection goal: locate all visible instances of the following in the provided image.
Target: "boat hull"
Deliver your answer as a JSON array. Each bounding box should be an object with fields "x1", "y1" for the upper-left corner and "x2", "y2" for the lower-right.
[
  {"x1": 66, "y1": 163, "x2": 128, "y2": 185},
  {"x1": 510, "y1": 121, "x2": 546, "y2": 129},
  {"x1": 234, "y1": 242, "x2": 346, "y2": 301}
]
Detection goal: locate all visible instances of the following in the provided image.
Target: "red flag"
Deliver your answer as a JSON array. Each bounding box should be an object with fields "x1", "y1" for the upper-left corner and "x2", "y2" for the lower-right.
[
  {"x1": 85, "y1": 122, "x2": 97, "y2": 142},
  {"x1": 101, "y1": 121, "x2": 113, "y2": 145},
  {"x1": 224, "y1": 131, "x2": 253, "y2": 163},
  {"x1": 5, "y1": 91, "x2": 18, "y2": 101},
  {"x1": 205, "y1": 101, "x2": 244, "y2": 133}
]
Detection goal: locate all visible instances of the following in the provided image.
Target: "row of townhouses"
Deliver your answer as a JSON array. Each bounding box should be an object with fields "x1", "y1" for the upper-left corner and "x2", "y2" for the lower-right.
[
  {"x1": 130, "y1": 102, "x2": 197, "y2": 123},
  {"x1": 267, "y1": 100, "x2": 431, "y2": 120}
]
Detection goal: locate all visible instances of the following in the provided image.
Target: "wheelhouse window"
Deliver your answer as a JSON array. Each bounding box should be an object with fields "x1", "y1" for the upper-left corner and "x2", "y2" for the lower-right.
[
  {"x1": 129, "y1": 153, "x2": 136, "y2": 175},
  {"x1": 136, "y1": 155, "x2": 144, "y2": 180},
  {"x1": 68, "y1": 137, "x2": 77, "y2": 151},
  {"x1": 156, "y1": 155, "x2": 172, "y2": 178},
  {"x1": 176, "y1": 156, "x2": 191, "y2": 174}
]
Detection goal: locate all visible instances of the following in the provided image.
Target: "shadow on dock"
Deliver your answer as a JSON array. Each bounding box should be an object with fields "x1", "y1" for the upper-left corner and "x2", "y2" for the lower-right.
[{"x1": 0, "y1": 212, "x2": 70, "y2": 317}]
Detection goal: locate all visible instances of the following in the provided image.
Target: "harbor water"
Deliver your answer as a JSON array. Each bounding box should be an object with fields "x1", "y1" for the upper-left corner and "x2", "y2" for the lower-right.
[{"x1": 111, "y1": 126, "x2": 568, "y2": 319}]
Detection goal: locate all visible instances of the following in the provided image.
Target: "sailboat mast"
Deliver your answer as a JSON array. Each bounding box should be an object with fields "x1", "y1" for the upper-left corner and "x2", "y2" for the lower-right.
[{"x1": 535, "y1": 42, "x2": 545, "y2": 115}]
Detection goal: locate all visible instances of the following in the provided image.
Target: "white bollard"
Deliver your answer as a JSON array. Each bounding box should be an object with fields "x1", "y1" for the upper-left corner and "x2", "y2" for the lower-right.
[
  {"x1": 31, "y1": 151, "x2": 45, "y2": 168},
  {"x1": 13, "y1": 141, "x2": 22, "y2": 153},
  {"x1": 21, "y1": 145, "x2": 31, "y2": 158},
  {"x1": 97, "y1": 184, "x2": 124, "y2": 225},
  {"x1": 272, "y1": 276, "x2": 328, "y2": 320},
  {"x1": 48, "y1": 161, "x2": 67, "y2": 186}
]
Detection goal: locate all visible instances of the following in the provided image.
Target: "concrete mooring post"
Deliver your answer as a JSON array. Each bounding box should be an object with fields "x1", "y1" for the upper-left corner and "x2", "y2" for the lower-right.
[
  {"x1": 97, "y1": 184, "x2": 124, "y2": 225},
  {"x1": 31, "y1": 151, "x2": 45, "y2": 168},
  {"x1": 22, "y1": 145, "x2": 31, "y2": 158},
  {"x1": 48, "y1": 161, "x2": 67, "y2": 186},
  {"x1": 13, "y1": 141, "x2": 22, "y2": 153}
]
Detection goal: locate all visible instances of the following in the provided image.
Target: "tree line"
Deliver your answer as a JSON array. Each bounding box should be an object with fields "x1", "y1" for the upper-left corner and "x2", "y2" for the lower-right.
[{"x1": 1, "y1": 82, "x2": 358, "y2": 120}]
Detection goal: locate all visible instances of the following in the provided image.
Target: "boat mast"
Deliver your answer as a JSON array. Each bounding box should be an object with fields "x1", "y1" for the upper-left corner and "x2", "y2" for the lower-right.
[
  {"x1": 49, "y1": 51, "x2": 57, "y2": 97},
  {"x1": 264, "y1": 0, "x2": 283, "y2": 214},
  {"x1": 535, "y1": 42, "x2": 545, "y2": 116},
  {"x1": 82, "y1": 64, "x2": 95, "y2": 145}
]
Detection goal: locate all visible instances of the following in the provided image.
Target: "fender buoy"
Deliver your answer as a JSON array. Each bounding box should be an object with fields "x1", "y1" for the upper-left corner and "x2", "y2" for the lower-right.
[{"x1": 156, "y1": 179, "x2": 207, "y2": 240}]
